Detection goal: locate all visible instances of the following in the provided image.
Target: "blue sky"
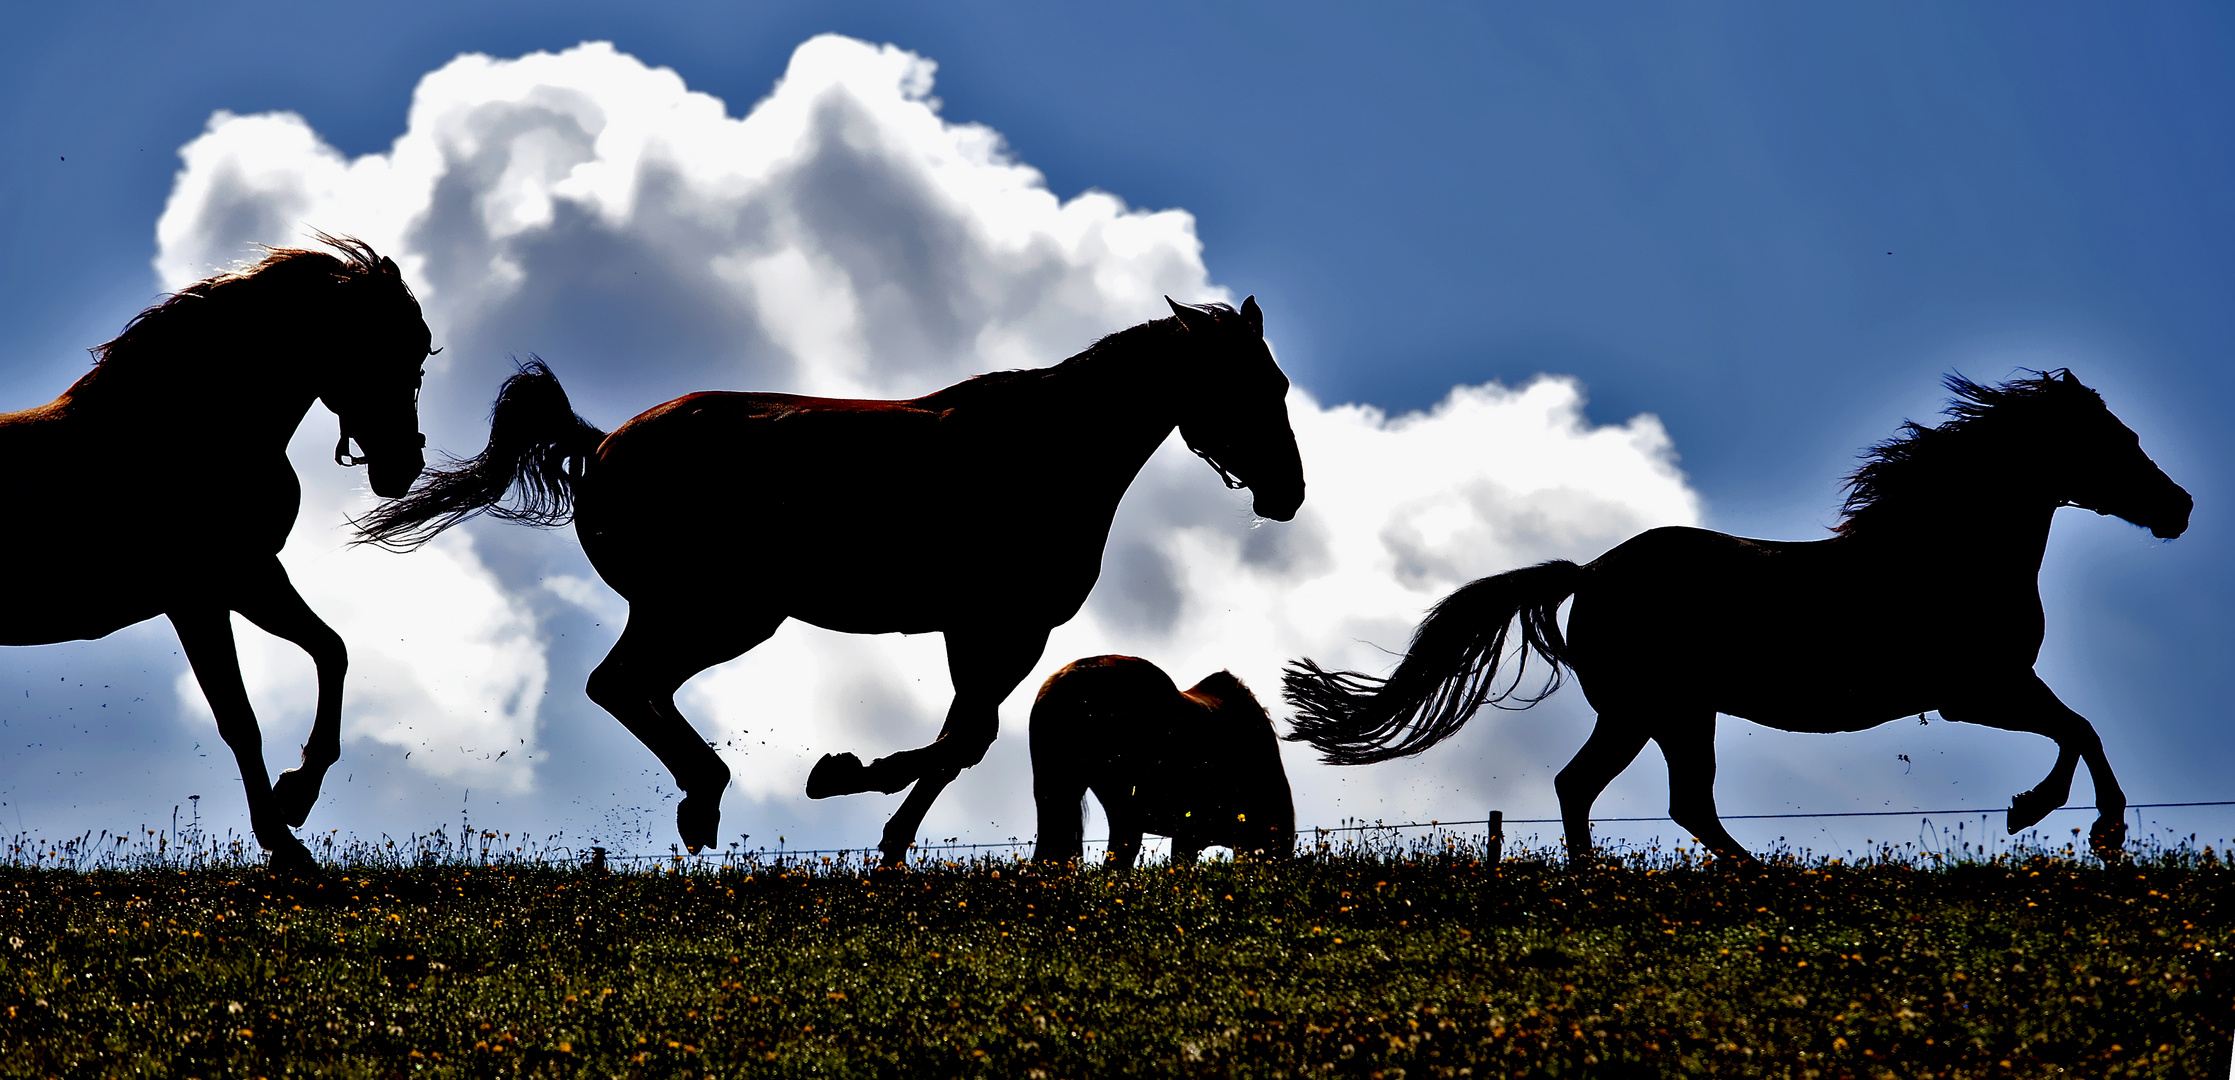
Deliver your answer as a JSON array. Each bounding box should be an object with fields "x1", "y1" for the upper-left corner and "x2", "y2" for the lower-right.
[{"x1": 3, "y1": 3, "x2": 2229, "y2": 861}]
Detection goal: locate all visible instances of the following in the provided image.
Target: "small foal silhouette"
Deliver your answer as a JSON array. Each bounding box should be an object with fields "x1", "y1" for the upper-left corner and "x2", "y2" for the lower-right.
[
  {"x1": 1029, "y1": 656, "x2": 1296, "y2": 868},
  {"x1": 359, "y1": 298, "x2": 1304, "y2": 867},
  {"x1": 1286, "y1": 370, "x2": 2190, "y2": 866},
  {"x1": 0, "y1": 237, "x2": 433, "y2": 870}
]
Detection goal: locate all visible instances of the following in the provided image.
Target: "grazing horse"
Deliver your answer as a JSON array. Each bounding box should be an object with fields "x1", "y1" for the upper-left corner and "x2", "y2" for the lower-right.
[
  {"x1": 358, "y1": 298, "x2": 1305, "y2": 866},
  {"x1": 1285, "y1": 371, "x2": 2189, "y2": 865},
  {"x1": 0, "y1": 237, "x2": 434, "y2": 870},
  {"x1": 1029, "y1": 655, "x2": 1295, "y2": 868}
]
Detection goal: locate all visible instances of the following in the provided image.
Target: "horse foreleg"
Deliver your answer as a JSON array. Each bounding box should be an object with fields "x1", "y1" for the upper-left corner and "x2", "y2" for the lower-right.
[
  {"x1": 2009, "y1": 744, "x2": 2083, "y2": 835},
  {"x1": 873, "y1": 767, "x2": 960, "y2": 868},
  {"x1": 847, "y1": 626, "x2": 1048, "y2": 867},
  {"x1": 585, "y1": 608, "x2": 780, "y2": 853},
  {"x1": 1552, "y1": 714, "x2": 1650, "y2": 868},
  {"x1": 231, "y1": 559, "x2": 346, "y2": 828},
  {"x1": 1651, "y1": 712, "x2": 1756, "y2": 867},
  {"x1": 808, "y1": 628, "x2": 1048, "y2": 802},
  {"x1": 170, "y1": 607, "x2": 315, "y2": 873},
  {"x1": 1942, "y1": 674, "x2": 2129, "y2": 861}
]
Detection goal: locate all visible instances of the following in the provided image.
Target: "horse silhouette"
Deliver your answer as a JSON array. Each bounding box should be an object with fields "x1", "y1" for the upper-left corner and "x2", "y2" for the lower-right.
[
  {"x1": 1285, "y1": 371, "x2": 2189, "y2": 865},
  {"x1": 0, "y1": 237, "x2": 434, "y2": 870},
  {"x1": 1028, "y1": 655, "x2": 1295, "y2": 868},
  {"x1": 358, "y1": 298, "x2": 1304, "y2": 866}
]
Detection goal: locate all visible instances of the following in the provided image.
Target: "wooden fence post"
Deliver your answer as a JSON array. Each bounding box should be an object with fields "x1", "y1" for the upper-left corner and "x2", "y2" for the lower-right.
[{"x1": 1487, "y1": 811, "x2": 1504, "y2": 866}]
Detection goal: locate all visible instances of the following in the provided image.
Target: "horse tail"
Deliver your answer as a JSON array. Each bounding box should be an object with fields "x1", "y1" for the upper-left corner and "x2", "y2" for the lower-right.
[
  {"x1": 354, "y1": 358, "x2": 605, "y2": 551},
  {"x1": 1283, "y1": 560, "x2": 1581, "y2": 765}
]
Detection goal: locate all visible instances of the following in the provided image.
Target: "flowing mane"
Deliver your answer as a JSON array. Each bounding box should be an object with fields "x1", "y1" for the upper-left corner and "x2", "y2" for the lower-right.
[
  {"x1": 1833, "y1": 370, "x2": 2099, "y2": 537},
  {"x1": 90, "y1": 235, "x2": 402, "y2": 375}
]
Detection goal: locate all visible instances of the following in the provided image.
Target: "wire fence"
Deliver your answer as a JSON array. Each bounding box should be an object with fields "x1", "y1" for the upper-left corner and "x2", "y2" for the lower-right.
[
  {"x1": 9, "y1": 800, "x2": 2232, "y2": 873},
  {"x1": 645, "y1": 798, "x2": 2235, "y2": 861},
  {"x1": 1306, "y1": 799, "x2": 2235, "y2": 831}
]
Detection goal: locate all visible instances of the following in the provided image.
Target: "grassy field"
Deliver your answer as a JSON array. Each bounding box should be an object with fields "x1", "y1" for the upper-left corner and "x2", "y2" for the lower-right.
[{"x1": 1, "y1": 839, "x2": 2228, "y2": 1079}]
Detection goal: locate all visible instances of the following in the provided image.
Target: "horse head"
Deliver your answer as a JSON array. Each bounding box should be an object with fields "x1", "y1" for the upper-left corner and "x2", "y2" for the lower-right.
[
  {"x1": 2040, "y1": 370, "x2": 2191, "y2": 539},
  {"x1": 1184, "y1": 669, "x2": 1298, "y2": 858},
  {"x1": 1167, "y1": 296, "x2": 1306, "y2": 521},
  {"x1": 318, "y1": 249, "x2": 435, "y2": 499}
]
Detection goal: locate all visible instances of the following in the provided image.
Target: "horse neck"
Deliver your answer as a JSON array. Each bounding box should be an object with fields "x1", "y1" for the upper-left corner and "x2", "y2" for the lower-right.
[
  {"x1": 1026, "y1": 330, "x2": 1190, "y2": 478},
  {"x1": 71, "y1": 342, "x2": 323, "y2": 455},
  {"x1": 1853, "y1": 477, "x2": 2060, "y2": 572}
]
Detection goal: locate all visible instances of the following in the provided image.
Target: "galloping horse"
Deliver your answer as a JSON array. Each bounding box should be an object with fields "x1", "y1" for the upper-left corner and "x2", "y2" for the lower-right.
[
  {"x1": 1285, "y1": 371, "x2": 2189, "y2": 865},
  {"x1": 0, "y1": 237, "x2": 434, "y2": 870},
  {"x1": 359, "y1": 298, "x2": 1304, "y2": 866},
  {"x1": 1029, "y1": 655, "x2": 1295, "y2": 869}
]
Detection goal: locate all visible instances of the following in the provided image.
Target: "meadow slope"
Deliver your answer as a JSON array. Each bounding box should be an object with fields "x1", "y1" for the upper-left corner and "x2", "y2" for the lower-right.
[{"x1": 2, "y1": 846, "x2": 2227, "y2": 1078}]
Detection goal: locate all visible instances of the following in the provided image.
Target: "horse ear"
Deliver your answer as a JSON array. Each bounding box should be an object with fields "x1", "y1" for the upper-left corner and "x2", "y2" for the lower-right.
[
  {"x1": 1240, "y1": 295, "x2": 1262, "y2": 336},
  {"x1": 379, "y1": 256, "x2": 399, "y2": 276},
  {"x1": 1166, "y1": 296, "x2": 1216, "y2": 334}
]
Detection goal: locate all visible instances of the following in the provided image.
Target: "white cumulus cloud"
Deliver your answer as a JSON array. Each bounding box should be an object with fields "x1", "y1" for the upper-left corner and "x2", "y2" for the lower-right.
[{"x1": 150, "y1": 35, "x2": 1703, "y2": 851}]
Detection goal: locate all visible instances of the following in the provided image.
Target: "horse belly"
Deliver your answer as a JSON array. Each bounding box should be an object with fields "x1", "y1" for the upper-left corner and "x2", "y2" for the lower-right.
[
  {"x1": 587, "y1": 525, "x2": 1086, "y2": 636},
  {"x1": 0, "y1": 582, "x2": 164, "y2": 646},
  {"x1": 1716, "y1": 684, "x2": 1936, "y2": 734},
  {"x1": 1571, "y1": 535, "x2": 1910, "y2": 720},
  {"x1": 675, "y1": 503, "x2": 1101, "y2": 633},
  {"x1": 787, "y1": 556, "x2": 1100, "y2": 636}
]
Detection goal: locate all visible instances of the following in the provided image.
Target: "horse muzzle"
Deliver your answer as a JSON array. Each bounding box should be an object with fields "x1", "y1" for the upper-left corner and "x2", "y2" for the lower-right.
[
  {"x1": 2150, "y1": 488, "x2": 2193, "y2": 539},
  {"x1": 338, "y1": 432, "x2": 428, "y2": 499},
  {"x1": 368, "y1": 452, "x2": 426, "y2": 499},
  {"x1": 2132, "y1": 476, "x2": 2194, "y2": 540},
  {"x1": 1251, "y1": 482, "x2": 1304, "y2": 523}
]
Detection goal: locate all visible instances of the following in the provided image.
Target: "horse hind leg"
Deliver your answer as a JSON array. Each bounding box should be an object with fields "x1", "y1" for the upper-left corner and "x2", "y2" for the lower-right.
[
  {"x1": 1029, "y1": 783, "x2": 1087, "y2": 866},
  {"x1": 1552, "y1": 713, "x2": 1651, "y2": 868},
  {"x1": 585, "y1": 607, "x2": 782, "y2": 853},
  {"x1": 1028, "y1": 736, "x2": 1091, "y2": 867},
  {"x1": 1091, "y1": 782, "x2": 1147, "y2": 869},
  {"x1": 1168, "y1": 837, "x2": 1204, "y2": 867}
]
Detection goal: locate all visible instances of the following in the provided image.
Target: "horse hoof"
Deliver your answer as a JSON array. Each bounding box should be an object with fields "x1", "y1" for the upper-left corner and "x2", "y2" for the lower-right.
[
  {"x1": 2006, "y1": 789, "x2": 2059, "y2": 834},
  {"x1": 2090, "y1": 818, "x2": 2129, "y2": 863},
  {"x1": 676, "y1": 794, "x2": 722, "y2": 854},
  {"x1": 272, "y1": 769, "x2": 321, "y2": 828},
  {"x1": 806, "y1": 753, "x2": 866, "y2": 799},
  {"x1": 266, "y1": 840, "x2": 318, "y2": 877}
]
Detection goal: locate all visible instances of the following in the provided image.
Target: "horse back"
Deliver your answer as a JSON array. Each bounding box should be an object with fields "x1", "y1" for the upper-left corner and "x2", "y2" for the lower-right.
[
  {"x1": 580, "y1": 390, "x2": 945, "y2": 580},
  {"x1": 1030, "y1": 656, "x2": 1182, "y2": 754},
  {"x1": 597, "y1": 391, "x2": 946, "y2": 461}
]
